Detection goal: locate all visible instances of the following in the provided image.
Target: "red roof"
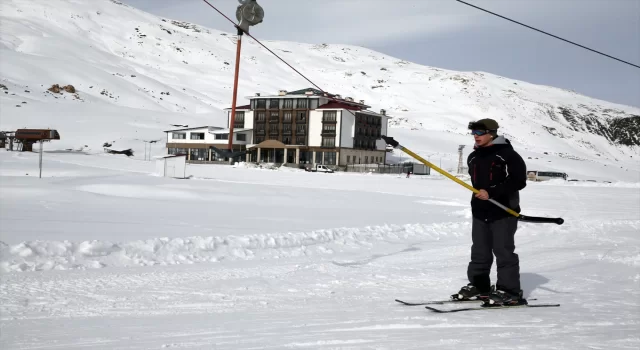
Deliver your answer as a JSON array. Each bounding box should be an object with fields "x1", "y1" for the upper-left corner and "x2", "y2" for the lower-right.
[{"x1": 316, "y1": 101, "x2": 362, "y2": 110}]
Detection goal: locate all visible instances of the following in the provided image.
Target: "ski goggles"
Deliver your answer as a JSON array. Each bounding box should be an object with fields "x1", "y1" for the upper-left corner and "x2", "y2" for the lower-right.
[{"x1": 470, "y1": 130, "x2": 490, "y2": 136}]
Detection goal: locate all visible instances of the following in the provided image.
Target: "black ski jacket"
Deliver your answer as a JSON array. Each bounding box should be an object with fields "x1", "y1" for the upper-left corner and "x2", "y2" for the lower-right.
[{"x1": 467, "y1": 136, "x2": 527, "y2": 222}]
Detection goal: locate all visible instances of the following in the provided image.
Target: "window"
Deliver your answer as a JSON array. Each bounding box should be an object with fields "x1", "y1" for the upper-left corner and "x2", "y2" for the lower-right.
[
  {"x1": 322, "y1": 124, "x2": 336, "y2": 132},
  {"x1": 297, "y1": 111, "x2": 307, "y2": 122},
  {"x1": 347, "y1": 155, "x2": 350, "y2": 163},
  {"x1": 256, "y1": 112, "x2": 266, "y2": 122},
  {"x1": 214, "y1": 133, "x2": 228, "y2": 140},
  {"x1": 269, "y1": 99, "x2": 279, "y2": 109},
  {"x1": 270, "y1": 112, "x2": 279, "y2": 122},
  {"x1": 283, "y1": 111, "x2": 293, "y2": 123},
  {"x1": 172, "y1": 132, "x2": 186, "y2": 139},
  {"x1": 295, "y1": 136, "x2": 305, "y2": 145},
  {"x1": 236, "y1": 133, "x2": 246, "y2": 141},
  {"x1": 365, "y1": 156, "x2": 368, "y2": 164},
  {"x1": 315, "y1": 151, "x2": 323, "y2": 164},
  {"x1": 189, "y1": 148, "x2": 208, "y2": 161},
  {"x1": 322, "y1": 111, "x2": 337, "y2": 122},
  {"x1": 256, "y1": 99, "x2": 266, "y2": 108},
  {"x1": 296, "y1": 125, "x2": 306, "y2": 134},
  {"x1": 297, "y1": 99, "x2": 308, "y2": 109},
  {"x1": 282, "y1": 137, "x2": 291, "y2": 144},
  {"x1": 233, "y1": 111, "x2": 244, "y2": 128},
  {"x1": 190, "y1": 132, "x2": 205, "y2": 140},
  {"x1": 322, "y1": 137, "x2": 335, "y2": 148},
  {"x1": 324, "y1": 152, "x2": 336, "y2": 165},
  {"x1": 283, "y1": 99, "x2": 293, "y2": 109}
]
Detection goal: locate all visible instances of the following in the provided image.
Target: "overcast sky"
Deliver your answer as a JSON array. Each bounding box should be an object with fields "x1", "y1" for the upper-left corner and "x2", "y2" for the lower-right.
[{"x1": 123, "y1": 0, "x2": 640, "y2": 108}]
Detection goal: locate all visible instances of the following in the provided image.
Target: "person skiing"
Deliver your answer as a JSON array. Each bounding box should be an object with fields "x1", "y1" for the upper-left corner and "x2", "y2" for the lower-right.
[{"x1": 453, "y1": 118, "x2": 528, "y2": 306}]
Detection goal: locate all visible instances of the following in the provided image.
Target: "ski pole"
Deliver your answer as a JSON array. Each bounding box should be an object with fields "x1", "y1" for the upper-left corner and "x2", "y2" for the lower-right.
[{"x1": 381, "y1": 135, "x2": 564, "y2": 225}]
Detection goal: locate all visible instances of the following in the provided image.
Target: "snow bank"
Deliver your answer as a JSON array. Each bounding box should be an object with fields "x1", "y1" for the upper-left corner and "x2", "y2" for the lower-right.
[{"x1": 0, "y1": 222, "x2": 466, "y2": 272}]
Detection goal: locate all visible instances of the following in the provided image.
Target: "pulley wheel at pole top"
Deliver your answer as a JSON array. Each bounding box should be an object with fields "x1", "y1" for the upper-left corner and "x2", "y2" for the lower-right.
[{"x1": 236, "y1": 0, "x2": 264, "y2": 32}]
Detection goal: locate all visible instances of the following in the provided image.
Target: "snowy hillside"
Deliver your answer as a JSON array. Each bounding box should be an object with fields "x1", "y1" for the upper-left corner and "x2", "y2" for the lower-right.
[
  {"x1": 1, "y1": 0, "x2": 639, "y2": 181},
  {"x1": 1, "y1": 2, "x2": 640, "y2": 347}
]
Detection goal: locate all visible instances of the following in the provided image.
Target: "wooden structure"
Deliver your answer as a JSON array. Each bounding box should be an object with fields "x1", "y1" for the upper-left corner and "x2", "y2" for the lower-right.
[{"x1": 14, "y1": 129, "x2": 60, "y2": 151}]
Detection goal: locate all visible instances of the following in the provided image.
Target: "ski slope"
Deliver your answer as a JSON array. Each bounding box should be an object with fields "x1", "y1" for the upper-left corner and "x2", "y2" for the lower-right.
[
  {"x1": 1, "y1": 151, "x2": 639, "y2": 349},
  {"x1": 0, "y1": 0, "x2": 639, "y2": 182},
  {"x1": 1, "y1": 0, "x2": 640, "y2": 348}
]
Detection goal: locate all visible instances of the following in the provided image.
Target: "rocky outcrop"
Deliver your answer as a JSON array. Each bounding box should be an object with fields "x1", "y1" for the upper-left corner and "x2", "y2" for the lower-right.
[
  {"x1": 47, "y1": 84, "x2": 76, "y2": 94},
  {"x1": 545, "y1": 106, "x2": 640, "y2": 146}
]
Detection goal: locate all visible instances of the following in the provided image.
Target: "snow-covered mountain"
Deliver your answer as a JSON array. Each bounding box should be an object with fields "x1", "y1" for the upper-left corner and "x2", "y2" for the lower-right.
[{"x1": 1, "y1": 0, "x2": 638, "y2": 181}]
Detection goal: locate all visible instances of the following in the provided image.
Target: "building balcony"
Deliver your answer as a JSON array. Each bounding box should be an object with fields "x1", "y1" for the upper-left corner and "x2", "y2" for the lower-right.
[
  {"x1": 321, "y1": 130, "x2": 336, "y2": 136},
  {"x1": 322, "y1": 118, "x2": 337, "y2": 123},
  {"x1": 295, "y1": 129, "x2": 306, "y2": 135},
  {"x1": 255, "y1": 129, "x2": 266, "y2": 135},
  {"x1": 269, "y1": 118, "x2": 279, "y2": 123},
  {"x1": 269, "y1": 130, "x2": 279, "y2": 136},
  {"x1": 282, "y1": 130, "x2": 292, "y2": 136},
  {"x1": 295, "y1": 118, "x2": 307, "y2": 124}
]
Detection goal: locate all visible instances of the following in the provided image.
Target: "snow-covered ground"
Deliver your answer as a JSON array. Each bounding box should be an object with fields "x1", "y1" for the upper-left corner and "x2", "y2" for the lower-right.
[{"x1": 1, "y1": 151, "x2": 639, "y2": 349}]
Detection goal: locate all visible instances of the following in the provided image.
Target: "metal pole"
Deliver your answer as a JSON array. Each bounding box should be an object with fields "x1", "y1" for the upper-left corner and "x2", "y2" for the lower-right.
[
  {"x1": 39, "y1": 140, "x2": 43, "y2": 178},
  {"x1": 227, "y1": 27, "x2": 244, "y2": 160}
]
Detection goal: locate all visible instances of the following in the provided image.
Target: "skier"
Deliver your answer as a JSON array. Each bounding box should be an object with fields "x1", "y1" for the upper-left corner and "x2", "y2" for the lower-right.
[{"x1": 454, "y1": 118, "x2": 528, "y2": 306}]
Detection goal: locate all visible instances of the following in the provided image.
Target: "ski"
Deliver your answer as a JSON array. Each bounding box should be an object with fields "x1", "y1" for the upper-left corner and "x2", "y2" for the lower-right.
[
  {"x1": 395, "y1": 299, "x2": 478, "y2": 306},
  {"x1": 395, "y1": 297, "x2": 537, "y2": 306},
  {"x1": 425, "y1": 303, "x2": 560, "y2": 313}
]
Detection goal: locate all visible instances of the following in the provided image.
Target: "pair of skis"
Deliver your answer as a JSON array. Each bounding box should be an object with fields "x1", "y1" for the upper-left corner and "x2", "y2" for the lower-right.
[{"x1": 395, "y1": 298, "x2": 560, "y2": 313}]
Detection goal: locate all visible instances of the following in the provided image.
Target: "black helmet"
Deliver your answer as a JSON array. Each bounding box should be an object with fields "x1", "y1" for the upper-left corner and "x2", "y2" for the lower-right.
[{"x1": 468, "y1": 118, "x2": 499, "y2": 131}]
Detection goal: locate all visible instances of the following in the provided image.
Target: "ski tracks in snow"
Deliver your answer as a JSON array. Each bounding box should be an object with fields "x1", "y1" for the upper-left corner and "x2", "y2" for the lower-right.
[{"x1": 2, "y1": 219, "x2": 640, "y2": 349}]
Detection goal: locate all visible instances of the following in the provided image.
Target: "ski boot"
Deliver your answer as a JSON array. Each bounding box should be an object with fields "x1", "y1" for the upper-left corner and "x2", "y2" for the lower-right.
[
  {"x1": 485, "y1": 286, "x2": 527, "y2": 306},
  {"x1": 450, "y1": 284, "x2": 490, "y2": 302}
]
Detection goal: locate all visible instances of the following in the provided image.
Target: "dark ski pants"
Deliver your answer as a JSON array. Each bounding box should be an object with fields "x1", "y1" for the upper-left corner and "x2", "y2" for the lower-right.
[{"x1": 467, "y1": 217, "x2": 521, "y2": 295}]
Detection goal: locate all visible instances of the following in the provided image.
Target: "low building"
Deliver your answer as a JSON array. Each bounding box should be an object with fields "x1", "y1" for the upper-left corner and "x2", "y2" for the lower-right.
[
  {"x1": 164, "y1": 126, "x2": 252, "y2": 162},
  {"x1": 527, "y1": 170, "x2": 568, "y2": 181},
  {"x1": 224, "y1": 88, "x2": 392, "y2": 167}
]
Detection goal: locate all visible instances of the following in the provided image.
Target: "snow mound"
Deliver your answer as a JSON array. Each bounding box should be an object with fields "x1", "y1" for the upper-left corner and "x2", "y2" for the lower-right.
[{"x1": 0, "y1": 222, "x2": 466, "y2": 272}]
